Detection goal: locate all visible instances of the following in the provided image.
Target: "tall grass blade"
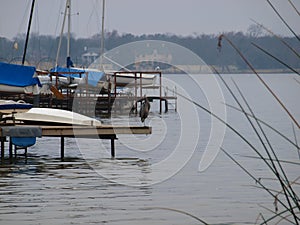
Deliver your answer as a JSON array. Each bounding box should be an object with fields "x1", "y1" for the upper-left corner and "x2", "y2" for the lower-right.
[
  {"x1": 250, "y1": 18, "x2": 300, "y2": 59},
  {"x1": 266, "y1": 0, "x2": 300, "y2": 42},
  {"x1": 225, "y1": 103, "x2": 299, "y2": 149},
  {"x1": 231, "y1": 78, "x2": 300, "y2": 210},
  {"x1": 252, "y1": 42, "x2": 300, "y2": 76},
  {"x1": 143, "y1": 207, "x2": 209, "y2": 224},
  {"x1": 218, "y1": 34, "x2": 300, "y2": 128}
]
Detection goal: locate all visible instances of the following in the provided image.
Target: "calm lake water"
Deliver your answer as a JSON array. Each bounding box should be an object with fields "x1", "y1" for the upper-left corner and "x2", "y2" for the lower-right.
[{"x1": 0, "y1": 74, "x2": 299, "y2": 225}]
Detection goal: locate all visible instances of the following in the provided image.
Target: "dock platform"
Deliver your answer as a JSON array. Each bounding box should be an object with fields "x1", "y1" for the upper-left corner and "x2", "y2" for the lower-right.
[{"x1": 0, "y1": 124, "x2": 151, "y2": 160}]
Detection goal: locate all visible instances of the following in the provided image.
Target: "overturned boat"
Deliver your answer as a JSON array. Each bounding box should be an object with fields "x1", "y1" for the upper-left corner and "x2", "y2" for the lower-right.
[
  {"x1": 6, "y1": 108, "x2": 102, "y2": 126},
  {"x1": 111, "y1": 72, "x2": 157, "y2": 87}
]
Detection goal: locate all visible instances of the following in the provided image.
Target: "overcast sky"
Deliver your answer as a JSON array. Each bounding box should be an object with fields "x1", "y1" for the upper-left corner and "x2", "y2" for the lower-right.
[{"x1": 0, "y1": 0, "x2": 299, "y2": 40}]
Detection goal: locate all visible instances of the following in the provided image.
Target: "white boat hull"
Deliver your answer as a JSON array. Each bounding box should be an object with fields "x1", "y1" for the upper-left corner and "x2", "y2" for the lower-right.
[
  {"x1": 10, "y1": 108, "x2": 102, "y2": 126},
  {"x1": 38, "y1": 75, "x2": 85, "y2": 87},
  {"x1": 0, "y1": 84, "x2": 39, "y2": 94},
  {"x1": 112, "y1": 73, "x2": 156, "y2": 87}
]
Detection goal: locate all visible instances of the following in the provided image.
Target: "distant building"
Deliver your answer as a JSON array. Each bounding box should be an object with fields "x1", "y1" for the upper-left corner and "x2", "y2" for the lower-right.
[
  {"x1": 81, "y1": 47, "x2": 99, "y2": 67},
  {"x1": 134, "y1": 49, "x2": 172, "y2": 70}
]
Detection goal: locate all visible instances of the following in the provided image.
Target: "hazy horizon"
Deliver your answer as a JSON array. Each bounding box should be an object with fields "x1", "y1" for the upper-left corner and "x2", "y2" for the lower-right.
[{"x1": 1, "y1": 0, "x2": 299, "y2": 40}]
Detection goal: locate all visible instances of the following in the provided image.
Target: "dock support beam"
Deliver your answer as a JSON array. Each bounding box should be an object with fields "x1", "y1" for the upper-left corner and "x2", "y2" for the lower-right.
[
  {"x1": 61, "y1": 137, "x2": 64, "y2": 160},
  {"x1": 1, "y1": 137, "x2": 4, "y2": 161},
  {"x1": 9, "y1": 137, "x2": 13, "y2": 159},
  {"x1": 110, "y1": 137, "x2": 115, "y2": 158},
  {"x1": 159, "y1": 72, "x2": 162, "y2": 114}
]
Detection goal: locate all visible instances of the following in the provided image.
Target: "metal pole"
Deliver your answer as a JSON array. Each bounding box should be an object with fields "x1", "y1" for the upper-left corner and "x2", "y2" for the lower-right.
[
  {"x1": 135, "y1": 73, "x2": 137, "y2": 114},
  {"x1": 114, "y1": 73, "x2": 117, "y2": 98},
  {"x1": 67, "y1": 0, "x2": 71, "y2": 58},
  {"x1": 22, "y1": 0, "x2": 35, "y2": 65},
  {"x1": 139, "y1": 73, "x2": 142, "y2": 97},
  {"x1": 100, "y1": 0, "x2": 105, "y2": 70},
  {"x1": 175, "y1": 86, "x2": 177, "y2": 112},
  {"x1": 55, "y1": 0, "x2": 69, "y2": 66},
  {"x1": 159, "y1": 72, "x2": 162, "y2": 114}
]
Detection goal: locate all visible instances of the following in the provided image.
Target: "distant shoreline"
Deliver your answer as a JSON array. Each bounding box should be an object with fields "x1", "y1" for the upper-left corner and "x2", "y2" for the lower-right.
[
  {"x1": 160, "y1": 67, "x2": 299, "y2": 74},
  {"x1": 225, "y1": 69, "x2": 299, "y2": 74}
]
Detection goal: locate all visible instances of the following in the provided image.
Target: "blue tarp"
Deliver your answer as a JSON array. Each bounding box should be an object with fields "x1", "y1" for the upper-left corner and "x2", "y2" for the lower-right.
[
  {"x1": 0, "y1": 62, "x2": 41, "y2": 87},
  {"x1": 50, "y1": 66, "x2": 104, "y2": 87}
]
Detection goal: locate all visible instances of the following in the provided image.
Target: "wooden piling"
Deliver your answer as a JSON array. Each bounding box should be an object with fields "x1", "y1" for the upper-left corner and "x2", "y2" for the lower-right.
[
  {"x1": 9, "y1": 137, "x2": 13, "y2": 159},
  {"x1": 110, "y1": 137, "x2": 115, "y2": 158},
  {"x1": 159, "y1": 72, "x2": 162, "y2": 114},
  {"x1": 1, "y1": 137, "x2": 4, "y2": 161},
  {"x1": 61, "y1": 136, "x2": 64, "y2": 160}
]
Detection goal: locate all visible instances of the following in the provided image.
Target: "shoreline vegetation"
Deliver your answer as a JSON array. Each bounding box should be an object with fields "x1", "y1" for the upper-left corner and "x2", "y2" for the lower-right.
[
  {"x1": 160, "y1": 66, "x2": 300, "y2": 74},
  {"x1": 1, "y1": 30, "x2": 299, "y2": 73}
]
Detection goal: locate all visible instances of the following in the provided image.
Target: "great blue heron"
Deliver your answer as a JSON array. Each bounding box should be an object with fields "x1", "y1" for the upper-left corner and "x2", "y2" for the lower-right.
[{"x1": 139, "y1": 97, "x2": 150, "y2": 125}]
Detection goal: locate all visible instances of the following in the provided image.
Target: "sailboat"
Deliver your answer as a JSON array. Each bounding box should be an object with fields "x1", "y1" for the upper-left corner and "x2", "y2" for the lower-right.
[
  {"x1": 0, "y1": 0, "x2": 41, "y2": 95},
  {"x1": 44, "y1": 0, "x2": 108, "y2": 91},
  {"x1": 0, "y1": 0, "x2": 102, "y2": 127},
  {"x1": 0, "y1": 61, "x2": 41, "y2": 94}
]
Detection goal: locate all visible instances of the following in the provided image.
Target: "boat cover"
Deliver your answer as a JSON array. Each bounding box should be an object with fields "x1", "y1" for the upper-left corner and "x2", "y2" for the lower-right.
[
  {"x1": 1, "y1": 126, "x2": 42, "y2": 137},
  {"x1": 0, "y1": 62, "x2": 41, "y2": 87},
  {"x1": 51, "y1": 66, "x2": 104, "y2": 87},
  {"x1": 2, "y1": 126, "x2": 41, "y2": 147},
  {"x1": 0, "y1": 101, "x2": 32, "y2": 110}
]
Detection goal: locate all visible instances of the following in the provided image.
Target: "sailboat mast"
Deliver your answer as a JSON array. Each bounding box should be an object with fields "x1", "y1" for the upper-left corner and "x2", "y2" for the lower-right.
[
  {"x1": 55, "y1": 0, "x2": 69, "y2": 67},
  {"x1": 67, "y1": 0, "x2": 71, "y2": 58},
  {"x1": 100, "y1": 0, "x2": 105, "y2": 70},
  {"x1": 22, "y1": 0, "x2": 35, "y2": 65}
]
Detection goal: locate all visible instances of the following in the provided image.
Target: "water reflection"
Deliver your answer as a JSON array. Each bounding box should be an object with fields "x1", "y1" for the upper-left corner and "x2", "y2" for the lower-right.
[
  {"x1": 0, "y1": 74, "x2": 299, "y2": 224},
  {"x1": 0, "y1": 154, "x2": 156, "y2": 225}
]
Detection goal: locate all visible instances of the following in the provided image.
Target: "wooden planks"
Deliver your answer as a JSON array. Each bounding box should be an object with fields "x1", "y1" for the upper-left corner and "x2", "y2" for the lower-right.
[
  {"x1": 0, "y1": 125, "x2": 152, "y2": 138},
  {"x1": 0, "y1": 124, "x2": 152, "y2": 160}
]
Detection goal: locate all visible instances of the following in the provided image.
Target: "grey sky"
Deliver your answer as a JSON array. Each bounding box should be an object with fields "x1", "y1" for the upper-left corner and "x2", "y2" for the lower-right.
[{"x1": 0, "y1": 0, "x2": 299, "y2": 40}]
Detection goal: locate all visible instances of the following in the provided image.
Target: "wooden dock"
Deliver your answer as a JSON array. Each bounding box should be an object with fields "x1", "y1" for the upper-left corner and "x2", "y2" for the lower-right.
[
  {"x1": 0, "y1": 70, "x2": 177, "y2": 116},
  {"x1": 0, "y1": 124, "x2": 151, "y2": 161}
]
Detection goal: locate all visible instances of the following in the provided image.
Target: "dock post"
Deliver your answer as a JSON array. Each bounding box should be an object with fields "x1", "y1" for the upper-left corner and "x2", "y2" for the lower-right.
[
  {"x1": 110, "y1": 137, "x2": 115, "y2": 158},
  {"x1": 134, "y1": 73, "x2": 138, "y2": 114},
  {"x1": 159, "y1": 72, "x2": 162, "y2": 114},
  {"x1": 61, "y1": 137, "x2": 64, "y2": 160},
  {"x1": 1, "y1": 137, "x2": 5, "y2": 161},
  {"x1": 9, "y1": 137, "x2": 13, "y2": 159},
  {"x1": 165, "y1": 99, "x2": 168, "y2": 113},
  {"x1": 175, "y1": 86, "x2": 177, "y2": 112},
  {"x1": 33, "y1": 94, "x2": 40, "y2": 107},
  {"x1": 139, "y1": 72, "x2": 142, "y2": 97}
]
